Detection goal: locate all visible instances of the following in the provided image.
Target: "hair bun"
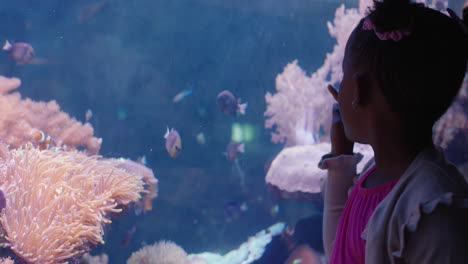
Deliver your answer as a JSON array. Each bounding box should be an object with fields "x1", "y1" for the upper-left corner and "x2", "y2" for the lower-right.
[
  {"x1": 382, "y1": 0, "x2": 411, "y2": 6},
  {"x1": 369, "y1": 0, "x2": 420, "y2": 32}
]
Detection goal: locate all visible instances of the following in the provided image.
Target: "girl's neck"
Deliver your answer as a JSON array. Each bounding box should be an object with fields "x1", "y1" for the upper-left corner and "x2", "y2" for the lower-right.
[{"x1": 367, "y1": 129, "x2": 433, "y2": 187}]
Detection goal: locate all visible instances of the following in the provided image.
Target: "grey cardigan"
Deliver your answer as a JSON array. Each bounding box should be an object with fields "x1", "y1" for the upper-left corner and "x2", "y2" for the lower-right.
[
  {"x1": 363, "y1": 145, "x2": 468, "y2": 263},
  {"x1": 322, "y1": 145, "x2": 468, "y2": 263}
]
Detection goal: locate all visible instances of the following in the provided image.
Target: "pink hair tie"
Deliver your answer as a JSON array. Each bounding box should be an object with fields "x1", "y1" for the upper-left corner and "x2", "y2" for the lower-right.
[{"x1": 362, "y1": 17, "x2": 412, "y2": 41}]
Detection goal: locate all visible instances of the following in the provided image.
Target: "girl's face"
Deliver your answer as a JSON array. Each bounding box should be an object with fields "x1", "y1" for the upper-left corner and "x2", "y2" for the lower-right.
[{"x1": 338, "y1": 36, "x2": 367, "y2": 143}]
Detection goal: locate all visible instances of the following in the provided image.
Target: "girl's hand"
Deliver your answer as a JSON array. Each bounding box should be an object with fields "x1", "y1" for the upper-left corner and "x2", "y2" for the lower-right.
[{"x1": 328, "y1": 85, "x2": 354, "y2": 156}]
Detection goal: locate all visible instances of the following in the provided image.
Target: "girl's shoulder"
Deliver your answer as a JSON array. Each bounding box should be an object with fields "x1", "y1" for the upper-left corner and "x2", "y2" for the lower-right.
[
  {"x1": 365, "y1": 145, "x2": 468, "y2": 262},
  {"x1": 407, "y1": 146, "x2": 468, "y2": 197}
]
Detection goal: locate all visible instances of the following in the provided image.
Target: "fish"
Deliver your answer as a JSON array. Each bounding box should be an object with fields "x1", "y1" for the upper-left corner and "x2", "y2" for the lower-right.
[
  {"x1": 164, "y1": 127, "x2": 181, "y2": 158},
  {"x1": 225, "y1": 141, "x2": 244, "y2": 162},
  {"x1": 32, "y1": 130, "x2": 55, "y2": 150},
  {"x1": 216, "y1": 90, "x2": 247, "y2": 116},
  {"x1": 226, "y1": 141, "x2": 246, "y2": 188},
  {"x1": 85, "y1": 109, "x2": 93, "y2": 122},
  {"x1": 172, "y1": 89, "x2": 193, "y2": 103},
  {"x1": 270, "y1": 204, "x2": 280, "y2": 218},
  {"x1": 120, "y1": 225, "x2": 136, "y2": 247},
  {"x1": 223, "y1": 201, "x2": 248, "y2": 222},
  {"x1": 2, "y1": 40, "x2": 52, "y2": 65},
  {"x1": 132, "y1": 200, "x2": 144, "y2": 216},
  {"x1": 77, "y1": 0, "x2": 108, "y2": 23},
  {"x1": 3, "y1": 40, "x2": 34, "y2": 64},
  {"x1": 136, "y1": 155, "x2": 147, "y2": 165},
  {"x1": 195, "y1": 132, "x2": 205, "y2": 145}
]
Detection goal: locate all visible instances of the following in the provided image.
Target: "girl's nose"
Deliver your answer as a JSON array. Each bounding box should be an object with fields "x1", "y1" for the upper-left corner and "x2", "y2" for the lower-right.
[{"x1": 328, "y1": 84, "x2": 339, "y2": 102}]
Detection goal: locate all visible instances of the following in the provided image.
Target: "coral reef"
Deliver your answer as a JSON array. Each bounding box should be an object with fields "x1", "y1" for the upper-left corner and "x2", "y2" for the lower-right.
[
  {"x1": 265, "y1": 143, "x2": 330, "y2": 194},
  {"x1": 0, "y1": 257, "x2": 14, "y2": 264},
  {"x1": 102, "y1": 158, "x2": 158, "y2": 213},
  {"x1": 127, "y1": 240, "x2": 190, "y2": 264},
  {"x1": 264, "y1": 61, "x2": 333, "y2": 147},
  {"x1": 433, "y1": 75, "x2": 468, "y2": 149},
  {"x1": 187, "y1": 223, "x2": 285, "y2": 264},
  {"x1": 126, "y1": 224, "x2": 286, "y2": 264},
  {"x1": 0, "y1": 76, "x2": 102, "y2": 155},
  {"x1": 263, "y1": 0, "x2": 374, "y2": 195},
  {"x1": 0, "y1": 76, "x2": 158, "y2": 263},
  {"x1": 81, "y1": 253, "x2": 109, "y2": 264},
  {"x1": 324, "y1": 4, "x2": 364, "y2": 86},
  {"x1": 0, "y1": 144, "x2": 146, "y2": 264},
  {"x1": 266, "y1": 143, "x2": 374, "y2": 198},
  {"x1": 264, "y1": 0, "x2": 374, "y2": 147}
]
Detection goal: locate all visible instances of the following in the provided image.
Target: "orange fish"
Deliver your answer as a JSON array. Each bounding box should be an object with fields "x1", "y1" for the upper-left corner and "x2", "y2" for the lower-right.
[{"x1": 32, "y1": 130, "x2": 55, "y2": 150}]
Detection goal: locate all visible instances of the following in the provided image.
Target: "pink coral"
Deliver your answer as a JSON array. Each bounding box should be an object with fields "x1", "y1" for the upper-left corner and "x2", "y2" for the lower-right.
[
  {"x1": 0, "y1": 76, "x2": 21, "y2": 94},
  {"x1": 0, "y1": 76, "x2": 102, "y2": 154},
  {"x1": 0, "y1": 144, "x2": 146, "y2": 264},
  {"x1": 0, "y1": 257, "x2": 14, "y2": 264},
  {"x1": 81, "y1": 253, "x2": 109, "y2": 264},
  {"x1": 102, "y1": 158, "x2": 158, "y2": 212}
]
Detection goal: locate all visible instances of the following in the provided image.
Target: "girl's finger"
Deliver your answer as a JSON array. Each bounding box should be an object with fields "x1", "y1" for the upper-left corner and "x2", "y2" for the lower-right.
[
  {"x1": 332, "y1": 103, "x2": 341, "y2": 123},
  {"x1": 327, "y1": 84, "x2": 338, "y2": 101}
]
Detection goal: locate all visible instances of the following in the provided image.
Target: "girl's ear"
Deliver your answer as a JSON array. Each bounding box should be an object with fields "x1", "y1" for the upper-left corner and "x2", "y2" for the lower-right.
[{"x1": 352, "y1": 73, "x2": 372, "y2": 108}]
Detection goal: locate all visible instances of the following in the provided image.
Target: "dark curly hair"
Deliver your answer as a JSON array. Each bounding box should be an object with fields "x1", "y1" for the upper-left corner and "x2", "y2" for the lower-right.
[{"x1": 346, "y1": 0, "x2": 467, "y2": 131}]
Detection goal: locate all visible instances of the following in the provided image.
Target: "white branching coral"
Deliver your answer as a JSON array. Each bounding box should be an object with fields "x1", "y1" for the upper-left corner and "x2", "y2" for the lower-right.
[
  {"x1": 433, "y1": 79, "x2": 468, "y2": 149},
  {"x1": 264, "y1": 0, "x2": 373, "y2": 147},
  {"x1": 265, "y1": 60, "x2": 333, "y2": 146},
  {"x1": 264, "y1": 0, "x2": 377, "y2": 195},
  {"x1": 127, "y1": 240, "x2": 190, "y2": 264},
  {"x1": 325, "y1": 5, "x2": 363, "y2": 85}
]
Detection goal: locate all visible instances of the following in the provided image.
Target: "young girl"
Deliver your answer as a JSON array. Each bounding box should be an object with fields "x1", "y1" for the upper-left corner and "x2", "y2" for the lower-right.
[{"x1": 320, "y1": 0, "x2": 468, "y2": 263}]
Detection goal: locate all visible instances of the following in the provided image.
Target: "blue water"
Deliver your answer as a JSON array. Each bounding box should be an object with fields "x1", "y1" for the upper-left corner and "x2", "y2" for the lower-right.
[{"x1": 0, "y1": 0, "x2": 466, "y2": 263}]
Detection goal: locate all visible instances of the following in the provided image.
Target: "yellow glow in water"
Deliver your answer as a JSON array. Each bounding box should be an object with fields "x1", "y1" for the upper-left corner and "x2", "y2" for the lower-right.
[{"x1": 231, "y1": 123, "x2": 255, "y2": 142}]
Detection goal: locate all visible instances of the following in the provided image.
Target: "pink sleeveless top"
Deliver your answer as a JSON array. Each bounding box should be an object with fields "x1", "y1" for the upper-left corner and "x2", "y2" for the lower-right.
[{"x1": 329, "y1": 165, "x2": 399, "y2": 264}]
